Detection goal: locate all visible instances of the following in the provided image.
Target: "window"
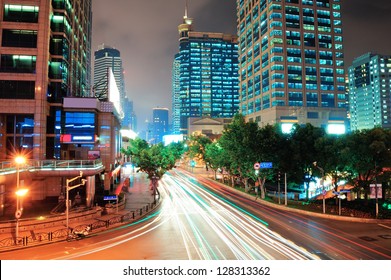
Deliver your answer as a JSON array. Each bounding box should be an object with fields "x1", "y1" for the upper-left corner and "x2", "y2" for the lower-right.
[
  {"x1": 3, "y1": 4, "x2": 39, "y2": 23},
  {"x1": 2, "y1": 29, "x2": 37, "y2": 48},
  {"x1": 0, "y1": 80, "x2": 35, "y2": 99},
  {"x1": 0, "y1": 55, "x2": 36, "y2": 73}
]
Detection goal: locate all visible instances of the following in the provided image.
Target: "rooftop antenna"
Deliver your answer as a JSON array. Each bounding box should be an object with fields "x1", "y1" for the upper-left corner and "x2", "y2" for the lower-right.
[{"x1": 184, "y1": 0, "x2": 188, "y2": 19}]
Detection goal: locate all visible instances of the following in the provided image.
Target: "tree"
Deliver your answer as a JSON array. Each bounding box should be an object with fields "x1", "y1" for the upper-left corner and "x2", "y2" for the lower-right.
[
  {"x1": 204, "y1": 142, "x2": 227, "y2": 180},
  {"x1": 121, "y1": 138, "x2": 185, "y2": 179},
  {"x1": 254, "y1": 124, "x2": 285, "y2": 199},
  {"x1": 219, "y1": 114, "x2": 259, "y2": 191},
  {"x1": 343, "y1": 128, "x2": 391, "y2": 198},
  {"x1": 288, "y1": 123, "x2": 326, "y2": 197},
  {"x1": 187, "y1": 134, "x2": 212, "y2": 169}
]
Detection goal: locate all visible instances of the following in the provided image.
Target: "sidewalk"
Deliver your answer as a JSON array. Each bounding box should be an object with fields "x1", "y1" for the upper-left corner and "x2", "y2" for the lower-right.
[{"x1": 0, "y1": 171, "x2": 156, "y2": 250}]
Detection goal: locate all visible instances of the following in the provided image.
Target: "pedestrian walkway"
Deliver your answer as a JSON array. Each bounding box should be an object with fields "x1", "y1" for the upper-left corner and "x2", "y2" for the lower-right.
[{"x1": 0, "y1": 171, "x2": 157, "y2": 251}]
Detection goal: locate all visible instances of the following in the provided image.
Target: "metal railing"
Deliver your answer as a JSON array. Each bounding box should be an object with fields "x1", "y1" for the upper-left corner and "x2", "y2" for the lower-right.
[
  {"x1": 0, "y1": 159, "x2": 104, "y2": 175},
  {"x1": 0, "y1": 197, "x2": 160, "y2": 251}
]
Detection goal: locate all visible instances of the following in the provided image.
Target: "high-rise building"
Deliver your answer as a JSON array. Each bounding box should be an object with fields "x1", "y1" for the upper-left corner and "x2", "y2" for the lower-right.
[
  {"x1": 94, "y1": 45, "x2": 124, "y2": 99},
  {"x1": 94, "y1": 44, "x2": 134, "y2": 128},
  {"x1": 348, "y1": 52, "x2": 391, "y2": 131},
  {"x1": 0, "y1": 0, "x2": 92, "y2": 159},
  {"x1": 176, "y1": 7, "x2": 239, "y2": 135},
  {"x1": 237, "y1": 0, "x2": 347, "y2": 133},
  {"x1": 152, "y1": 108, "x2": 169, "y2": 144},
  {"x1": 172, "y1": 53, "x2": 181, "y2": 134}
]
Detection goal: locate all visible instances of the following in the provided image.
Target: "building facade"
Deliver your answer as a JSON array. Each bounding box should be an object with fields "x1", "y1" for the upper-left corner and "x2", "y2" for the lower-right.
[
  {"x1": 176, "y1": 10, "x2": 239, "y2": 135},
  {"x1": 152, "y1": 108, "x2": 169, "y2": 144},
  {"x1": 348, "y1": 52, "x2": 391, "y2": 131},
  {"x1": 0, "y1": 0, "x2": 92, "y2": 160},
  {"x1": 172, "y1": 53, "x2": 181, "y2": 134},
  {"x1": 237, "y1": 0, "x2": 347, "y2": 133}
]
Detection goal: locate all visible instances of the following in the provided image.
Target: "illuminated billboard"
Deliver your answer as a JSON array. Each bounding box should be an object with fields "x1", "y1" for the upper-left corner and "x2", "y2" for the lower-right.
[{"x1": 108, "y1": 67, "x2": 123, "y2": 119}]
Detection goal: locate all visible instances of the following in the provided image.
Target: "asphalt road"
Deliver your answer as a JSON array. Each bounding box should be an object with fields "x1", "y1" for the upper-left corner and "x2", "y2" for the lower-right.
[{"x1": 1, "y1": 169, "x2": 391, "y2": 260}]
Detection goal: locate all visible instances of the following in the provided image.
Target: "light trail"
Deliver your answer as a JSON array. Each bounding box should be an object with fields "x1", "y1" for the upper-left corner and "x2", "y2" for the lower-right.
[{"x1": 160, "y1": 171, "x2": 318, "y2": 260}]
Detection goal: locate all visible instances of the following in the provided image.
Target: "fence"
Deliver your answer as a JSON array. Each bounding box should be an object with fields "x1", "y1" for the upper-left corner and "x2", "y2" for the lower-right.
[{"x1": 0, "y1": 198, "x2": 160, "y2": 251}]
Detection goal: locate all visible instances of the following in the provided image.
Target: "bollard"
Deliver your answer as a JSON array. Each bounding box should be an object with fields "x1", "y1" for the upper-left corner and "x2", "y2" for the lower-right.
[
  {"x1": 23, "y1": 236, "x2": 28, "y2": 246},
  {"x1": 146, "y1": 205, "x2": 149, "y2": 211},
  {"x1": 132, "y1": 212, "x2": 135, "y2": 219},
  {"x1": 140, "y1": 208, "x2": 142, "y2": 215}
]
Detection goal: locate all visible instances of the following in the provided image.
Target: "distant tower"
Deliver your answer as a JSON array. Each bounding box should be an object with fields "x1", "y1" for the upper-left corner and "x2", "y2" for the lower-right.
[
  {"x1": 348, "y1": 53, "x2": 391, "y2": 131},
  {"x1": 175, "y1": 3, "x2": 239, "y2": 135},
  {"x1": 94, "y1": 45, "x2": 124, "y2": 100},
  {"x1": 152, "y1": 108, "x2": 169, "y2": 144}
]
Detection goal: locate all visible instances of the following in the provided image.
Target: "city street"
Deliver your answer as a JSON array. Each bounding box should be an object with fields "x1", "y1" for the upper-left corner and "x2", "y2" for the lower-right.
[{"x1": 1, "y1": 169, "x2": 391, "y2": 260}]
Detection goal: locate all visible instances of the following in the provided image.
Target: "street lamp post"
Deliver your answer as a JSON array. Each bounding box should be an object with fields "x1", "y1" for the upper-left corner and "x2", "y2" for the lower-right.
[
  {"x1": 313, "y1": 162, "x2": 325, "y2": 214},
  {"x1": 14, "y1": 156, "x2": 26, "y2": 241},
  {"x1": 15, "y1": 188, "x2": 28, "y2": 241},
  {"x1": 66, "y1": 171, "x2": 87, "y2": 233}
]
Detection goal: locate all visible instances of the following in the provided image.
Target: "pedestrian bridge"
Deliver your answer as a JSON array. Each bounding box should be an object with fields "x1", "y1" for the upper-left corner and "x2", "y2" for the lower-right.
[{"x1": 0, "y1": 159, "x2": 105, "y2": 177}]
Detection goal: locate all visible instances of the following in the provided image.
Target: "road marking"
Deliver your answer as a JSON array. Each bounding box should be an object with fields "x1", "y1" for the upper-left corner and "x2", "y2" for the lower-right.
[{"x1": 378, "y1": 224, "x2": 391, "y2": 230}]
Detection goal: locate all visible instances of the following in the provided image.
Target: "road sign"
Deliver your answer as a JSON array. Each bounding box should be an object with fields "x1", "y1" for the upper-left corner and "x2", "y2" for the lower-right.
[
  {"x1": 369, "y1": 184, "x2": 382, "y2": 199},
  {"x1": 260, "y1": 162, "x2": 273, "y2": 169},
  {"x1": 254, "y1": 162, "x2": 260, "y2": 170},
  {"x1": 15, "y1": 209, "x2": 22, "y2": 219},
  {"x1": 104, "y1": 195, "x2": 117, "y2": 201}
]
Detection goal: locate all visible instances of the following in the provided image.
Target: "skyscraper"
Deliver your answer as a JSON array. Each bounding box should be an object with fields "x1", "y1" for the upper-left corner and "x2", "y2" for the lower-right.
[
  {"x1": 176, "y1": 7, "x2": 239, "y2": 135},
  {"x1": 152, "y1": 108, "x2": 169, "y2": 144},
  {"x1": 94, "y1": 45, "x2": 124, "y2": 100},
  {"x1": 348, "y1": 52, "x2": 391, "y2": 131},
  {"x1": 94, "y1": 44, "x2": 133, "y2": 128},
  {"x1": 172, "y1": 53, "x2": 181, "y2": 134},
  {"x1": 0, "y1": 0, "x2": 92, "y2": 159},
  {"x1": 237, "y1": 0, "x2": 347, "y2": 133}
]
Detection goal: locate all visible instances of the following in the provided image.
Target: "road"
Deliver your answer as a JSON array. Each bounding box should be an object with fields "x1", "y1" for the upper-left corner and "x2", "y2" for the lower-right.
[{"x1": 2, "y1": 169, "x2": 391, "y2": 260}]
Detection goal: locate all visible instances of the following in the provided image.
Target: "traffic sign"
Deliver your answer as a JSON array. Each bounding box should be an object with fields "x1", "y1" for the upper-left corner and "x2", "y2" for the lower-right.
[
  {"x1": 104, "y1": 195, "x2": 117, "y2": 201},
  {"x1": 15, "y1": 209, "x2": 22, "y2": 219},
  {"x1": 260, "y1": 162, "x2": 273, "y2": 169},
  {"x1": 254, "y1": 162, "x2": 260, "y2": 170}
]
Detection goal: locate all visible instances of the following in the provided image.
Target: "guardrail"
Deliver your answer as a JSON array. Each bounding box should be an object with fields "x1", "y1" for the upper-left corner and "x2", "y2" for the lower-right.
[{"x1": 0, "y1": 197, "x2": 160, "y2": 251}]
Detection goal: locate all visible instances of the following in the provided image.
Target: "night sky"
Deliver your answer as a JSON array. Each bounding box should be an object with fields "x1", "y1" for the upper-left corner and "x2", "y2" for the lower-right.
[{"x1": 92, "y1": 0, "x2": 391, "y2": 131}]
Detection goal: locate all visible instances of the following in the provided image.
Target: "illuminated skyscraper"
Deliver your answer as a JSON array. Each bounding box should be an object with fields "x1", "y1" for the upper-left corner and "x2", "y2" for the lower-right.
[
  {"x1": 172, "y1": 54, "x2": 181, "y2": 134},
  {"x1": 176, "y1": 7, "x2": 239, "y2": 135},
  {"x1": 348, "y1": 52, "x2": 391, "y2": 131},
  {"x1": 152, "y1": 108, "x2": 169, "y2": 144},
  {"x1": 0, "y1": 0, "x2": 92, "y2": 159},
  {"x1": 237, "y1": 0, "x2": 347, "y2": 133}
]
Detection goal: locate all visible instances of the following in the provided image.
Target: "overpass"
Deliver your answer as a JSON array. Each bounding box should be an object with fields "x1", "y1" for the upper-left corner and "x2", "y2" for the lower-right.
[{"x1": 0, "y1": 160, "x2": 107, "y2": 217}]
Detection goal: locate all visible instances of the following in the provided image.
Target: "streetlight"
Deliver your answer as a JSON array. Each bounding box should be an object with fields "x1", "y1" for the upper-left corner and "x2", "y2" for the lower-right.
[
  {"x1": 14, "y1": 156, "x2": 26, "y2": 241},
  {"x1": 313, "y1": 162, "x2": 325, "y2": 214},
  {"x1": 66, "y1": 171, "x2": 87, "y2": 233},
  {"x1": 15, "y1": 188, "x2": 28, "y2": 241}
]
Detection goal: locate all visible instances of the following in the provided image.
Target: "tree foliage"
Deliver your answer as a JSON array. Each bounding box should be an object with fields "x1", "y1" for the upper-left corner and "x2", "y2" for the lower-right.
[
  {"x1": 188, "y1": 113, "x2": 391, "y2": 201},
  {"x1": 121, "y1": 138, "x2": 185, "y2": 179}
]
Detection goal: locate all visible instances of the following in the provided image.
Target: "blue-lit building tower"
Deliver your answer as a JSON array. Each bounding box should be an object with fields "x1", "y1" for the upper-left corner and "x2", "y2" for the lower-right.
[
  {"x1": 176, "y1": 9, "x2": 239, "y2": 135},
  {"x1": 237, "y1": 0, "x2": 348, "y2": 133},
  {"x1": 348, "y1": 52, "x2": 391, "y2": 131},
  {"x1": 152, "y1": 108, "x2": 169, "y2": 144}
]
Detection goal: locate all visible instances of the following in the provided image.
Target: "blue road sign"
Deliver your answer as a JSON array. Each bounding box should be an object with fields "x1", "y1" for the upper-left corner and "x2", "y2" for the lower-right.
[
  {"x1": 104, "y1": 195, "x2": 117, "y2": 201},
  {"x1": 260, "y1": 162, "x2": 273, "y2": 169}
]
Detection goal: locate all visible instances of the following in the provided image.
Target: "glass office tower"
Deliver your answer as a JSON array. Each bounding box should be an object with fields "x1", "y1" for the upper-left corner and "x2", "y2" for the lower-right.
[
  {"x1": 0, "y1": 0, "x2": 92, "y2": 159},
  {"x1": 237, "y1": 0, "x2": 347, "y2": 133},
  {"x1": 348, "y1": 53, "x2": 391, "y2": 131},
  {"x1": 177, "y1": 11, "x2": 239, "y2": 135}
]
